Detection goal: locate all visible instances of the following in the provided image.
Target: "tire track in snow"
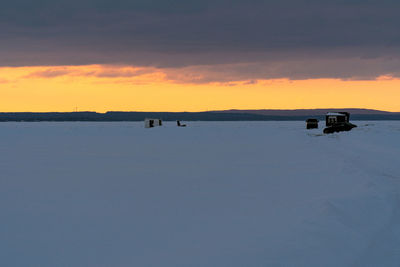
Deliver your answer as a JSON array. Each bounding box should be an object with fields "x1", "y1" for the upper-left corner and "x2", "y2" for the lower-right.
[
  {"x1": 317, "y1": 128, "x2": 400, "y2": 266},
  {"x1": 352, "y1": 192, "x2": 400, "y2": 267}
]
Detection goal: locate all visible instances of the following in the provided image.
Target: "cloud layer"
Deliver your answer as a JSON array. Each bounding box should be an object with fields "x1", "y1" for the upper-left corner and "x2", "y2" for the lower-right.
[{"x1": 1, "y1": 0, "x2": 400, "y2": 81}]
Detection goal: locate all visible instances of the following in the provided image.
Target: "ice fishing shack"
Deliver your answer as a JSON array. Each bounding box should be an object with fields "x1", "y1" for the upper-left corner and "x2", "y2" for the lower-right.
[
  {"x1": 323, "y1": 112, "x2": 357, "y2": 133},
  {"x1": 325, "y1": 112, "x2": 350, "y2": 126},
  {"x1": 144, "y1": 118, "x2": 162, "y2": 128},
  {"x1": 306, "y1": 118, "x2": 319, "y2": 129}
]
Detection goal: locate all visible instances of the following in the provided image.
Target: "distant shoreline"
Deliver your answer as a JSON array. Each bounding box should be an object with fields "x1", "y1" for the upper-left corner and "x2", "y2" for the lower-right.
[{"x1": 1, "y1": 109, "x2": 400, "y2": 121}]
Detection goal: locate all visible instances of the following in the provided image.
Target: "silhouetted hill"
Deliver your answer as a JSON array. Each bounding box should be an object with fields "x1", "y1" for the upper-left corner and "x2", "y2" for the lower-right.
[
  {"x1": 0, "y1": 109, "x2": 399, "y2": 121},
  {"x1": 212, "y1": 108, "x2": 396, "y2": 116}
]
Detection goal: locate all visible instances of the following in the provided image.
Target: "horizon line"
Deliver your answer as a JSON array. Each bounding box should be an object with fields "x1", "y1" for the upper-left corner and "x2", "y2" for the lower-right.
[{"x1": 1, "y1": 108, "x2": 399, "y2": 114}]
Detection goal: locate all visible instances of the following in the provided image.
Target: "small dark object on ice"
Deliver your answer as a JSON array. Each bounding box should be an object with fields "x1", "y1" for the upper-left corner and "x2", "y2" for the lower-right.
[
  {"x1": 306, "y1": 118, "x2": 319, "y2": 129},
  {"x1": 177, "y1": 120, "x2": 186, "y2": 127}
]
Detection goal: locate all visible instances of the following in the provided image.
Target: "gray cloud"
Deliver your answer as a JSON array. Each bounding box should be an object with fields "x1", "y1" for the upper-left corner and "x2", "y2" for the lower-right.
[
  {"x1": 94, "y1": 68, "x2": 156, "y2": 78},
  {"x1": 27, "y1": 69, "x2": 73, "y2": 78},
  {"x1": 1, "y1": 0, "x2": 400, "y2": 80},
  {"x1": 163, "y1": 49, "x2": 400, "y2": 83},
  {"x1": 25, "y1": 66, "x2": 158, "y2": 79}
]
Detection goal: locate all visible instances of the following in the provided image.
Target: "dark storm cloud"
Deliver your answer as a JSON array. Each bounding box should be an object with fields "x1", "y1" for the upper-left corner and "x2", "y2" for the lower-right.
[{"x1": 1, "y1": 0, "x2": 400, "y2": 80}]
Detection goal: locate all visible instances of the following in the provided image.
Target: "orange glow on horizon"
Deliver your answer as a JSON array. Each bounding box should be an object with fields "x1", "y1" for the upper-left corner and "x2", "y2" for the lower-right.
[{"x1": 0, "y1": 65, "x2": 400, "y2": 112}]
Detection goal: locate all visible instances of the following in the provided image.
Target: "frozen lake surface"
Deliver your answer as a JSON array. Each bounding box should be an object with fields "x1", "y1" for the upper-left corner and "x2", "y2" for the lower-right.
[{"x1": 1, "y1": 121, "x2": 400, "y2": 267}]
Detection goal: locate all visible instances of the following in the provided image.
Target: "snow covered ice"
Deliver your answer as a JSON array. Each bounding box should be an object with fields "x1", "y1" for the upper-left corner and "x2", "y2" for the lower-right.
[{"x1": 1, "y1": 121, "x2": 400, "y2": 267}]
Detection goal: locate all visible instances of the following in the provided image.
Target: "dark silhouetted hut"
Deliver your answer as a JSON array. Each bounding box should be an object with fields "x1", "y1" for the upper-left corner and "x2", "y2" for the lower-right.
[
  {"x1": 325, "y1": 112, "x2": 349, "y2": 126},
  {"x1": 323, "y1": 112, "x2": 357, "y2": 133},
  {"x1": 144, "y1": 118, "x2": 162, "y2": 128},
  {"x1": 306, "y1": 118, "x2": 319, "y2": 129}
]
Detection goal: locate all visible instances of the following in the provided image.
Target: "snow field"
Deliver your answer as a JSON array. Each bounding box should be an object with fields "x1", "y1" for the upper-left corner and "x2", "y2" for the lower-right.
[{"x1": 0, "y1": 121, "x2": 399, "y2": 266}]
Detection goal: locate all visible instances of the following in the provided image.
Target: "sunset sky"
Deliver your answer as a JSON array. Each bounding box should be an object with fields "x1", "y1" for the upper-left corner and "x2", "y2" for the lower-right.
[{"x1": 1, "y1": 0, "x2": 400, "y2": 112}]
